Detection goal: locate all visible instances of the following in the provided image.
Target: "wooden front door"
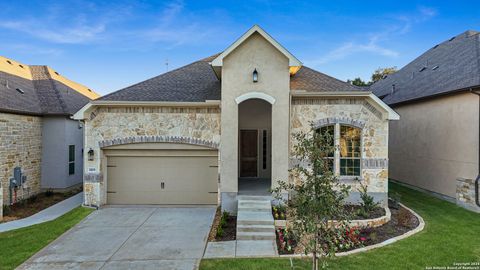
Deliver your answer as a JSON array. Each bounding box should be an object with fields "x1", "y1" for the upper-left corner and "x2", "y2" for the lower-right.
[{"x1": 240, "y1": 130, "x2": 258, "y2": 177}]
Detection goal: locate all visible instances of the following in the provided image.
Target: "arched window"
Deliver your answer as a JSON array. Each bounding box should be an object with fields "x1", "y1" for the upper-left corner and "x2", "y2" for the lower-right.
[{"x1": 316, "y1": 124, "x2": 362, "y2": 177}]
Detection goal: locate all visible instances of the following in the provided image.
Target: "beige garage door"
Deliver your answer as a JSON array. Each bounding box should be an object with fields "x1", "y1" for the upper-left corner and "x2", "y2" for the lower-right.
[{"x1": 105, "y1": 145, "x2": 218, "y2": 205}]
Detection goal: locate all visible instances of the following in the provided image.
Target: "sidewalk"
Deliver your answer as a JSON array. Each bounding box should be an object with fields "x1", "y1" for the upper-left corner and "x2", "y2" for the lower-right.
[{"x1": 0, "y1": 192, "x2": 83, "y2": 233}]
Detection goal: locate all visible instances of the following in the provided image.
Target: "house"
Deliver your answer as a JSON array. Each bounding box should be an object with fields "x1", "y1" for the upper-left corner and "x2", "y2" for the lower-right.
[
  {"x1": 0, "y1": 56, "x2": 100, "y2": 219},
  {"x1": 74, "y1": 25, "x2": 399, "y2": 212},
  {"x1": 370, "y1": 30, "x2": 480, "y2": 213}
]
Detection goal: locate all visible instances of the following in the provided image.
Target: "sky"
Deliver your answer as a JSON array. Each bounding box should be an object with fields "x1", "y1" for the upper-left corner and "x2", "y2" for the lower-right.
[{"x1": 1, "y1": 0, "x2": 479, "y2": 95}]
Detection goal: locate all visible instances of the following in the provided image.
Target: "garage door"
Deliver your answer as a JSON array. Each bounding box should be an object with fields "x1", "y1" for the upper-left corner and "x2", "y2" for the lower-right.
[{"x1": 105, "y1": 145, "x2": 218, "y2": 205}]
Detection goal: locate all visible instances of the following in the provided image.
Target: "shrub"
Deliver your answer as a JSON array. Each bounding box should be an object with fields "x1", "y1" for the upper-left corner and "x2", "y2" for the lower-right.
[
  {"x1": 216, "y1": 226, "x2": 224, "y2": 238},
  {"x1": 357, "y1": 180, "x2": 379, "y2": 215},
  {"x1": 45, "y1": 189, "x2": 54, "y2": 197},
  {"x1": 28, "y1": 194, "x2": 38, "y2": 203},
  {"x1": 3, "y1": 205, "x2": 11, "y2": 216}
]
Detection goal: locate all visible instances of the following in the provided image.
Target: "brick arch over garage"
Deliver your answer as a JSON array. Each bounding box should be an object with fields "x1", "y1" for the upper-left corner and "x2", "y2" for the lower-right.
[{"x1": 98, "y1": 135, "x2": 219, "y2": 149}]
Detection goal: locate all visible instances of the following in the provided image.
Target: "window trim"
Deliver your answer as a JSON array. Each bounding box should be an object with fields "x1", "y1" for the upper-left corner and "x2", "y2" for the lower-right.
[{"x1": 316, "y1": 123, "x2": 362, "y2": 178}]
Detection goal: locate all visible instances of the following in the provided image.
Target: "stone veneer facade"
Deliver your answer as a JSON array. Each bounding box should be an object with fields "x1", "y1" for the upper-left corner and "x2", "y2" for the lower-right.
[
  {"x1": 0, "y1": 112, "x2": 42, "y2": 218},
  {"x1": 83, "y1": 98, "x2": 391, "y2": 207},
  {"x1": 290, "y1": 97, "x2": 389, "y2": 205},
  {"x1": 456, "y1": 178, "x2": 480, "y2": 213},
  {"x1": 82, "y1": 106, "x2": 221, "y2": 206}
]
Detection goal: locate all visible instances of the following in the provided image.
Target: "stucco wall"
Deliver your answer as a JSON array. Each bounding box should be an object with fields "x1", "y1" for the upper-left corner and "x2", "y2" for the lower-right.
[
  {"x1": 290, "y1": 97, "x2": 390, "y2": 204},
  {"x1": 82, "y1": 106, "x2": 221, "y2": 206},
  {"x1": 220, "y1": 32, "x2": 290, "y2": 206},
  {"x1": 389, "y1": 92, "x2": 479, "y2": 198},
  {"x1": 41, "y1": 117, "x2": 84, "y2": 189},
  {"x1": 0, "y1": 112, "x2": 42, "y2": 206}
]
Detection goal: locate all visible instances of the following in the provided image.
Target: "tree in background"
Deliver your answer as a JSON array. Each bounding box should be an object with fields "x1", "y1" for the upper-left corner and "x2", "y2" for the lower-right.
[
  {"x1": 347, "y1": 77, "x2": 369, "y2": 87},
  {"x1": 371, "y1": 67, "x2": 397, "y2": 83},
  {"x1": 347, "y1": 66, "x2": 397, "y2": 86}
]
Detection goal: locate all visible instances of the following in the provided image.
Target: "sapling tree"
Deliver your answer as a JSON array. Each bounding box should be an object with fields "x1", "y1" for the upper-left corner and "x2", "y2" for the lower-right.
[{"x1": 272, "y1": 125, "x2": 353, "y2": 269}]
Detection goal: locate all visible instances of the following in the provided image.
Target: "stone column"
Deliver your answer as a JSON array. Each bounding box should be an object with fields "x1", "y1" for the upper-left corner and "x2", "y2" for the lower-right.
[{"x1": 456, "y1": 178, "x2": 480, "y2": 213}]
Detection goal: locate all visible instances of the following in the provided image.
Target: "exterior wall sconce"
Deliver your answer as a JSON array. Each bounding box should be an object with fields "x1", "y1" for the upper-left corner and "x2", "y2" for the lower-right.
[
  {"x1": 253, "y1": 68, "x2": 258, "y2": 83},
  {"x1": 88, "y1": 148, "x2": 94, "y2": 161}
]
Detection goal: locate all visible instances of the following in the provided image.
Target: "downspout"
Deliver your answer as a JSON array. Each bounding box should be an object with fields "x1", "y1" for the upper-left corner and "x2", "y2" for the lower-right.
[{"x1": 470, "y1": 89, "x2": 480, "y2": 207}]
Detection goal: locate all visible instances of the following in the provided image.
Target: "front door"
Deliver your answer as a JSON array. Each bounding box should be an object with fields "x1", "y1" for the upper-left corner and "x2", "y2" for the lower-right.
[{"x1": 240, "y1": 130, "x2": 258, "y2": 177}]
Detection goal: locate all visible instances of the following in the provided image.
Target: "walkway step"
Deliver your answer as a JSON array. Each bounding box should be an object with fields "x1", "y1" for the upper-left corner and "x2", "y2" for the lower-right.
[
  {"x1": 238, "y1": 201, "x2": 271, "y2": 212},
  {"x1": 237, "y1": 224, "x2": 275, "y2": 233},
  {"x1": 237, "y1": 211, "x2": 274, "y2": 226},
  {"x1": 237, "y1": 195, "x2": 272, "y2": 201},
  {"x1": 237, "y1": 231, "x2": 276, "y2": 241}
]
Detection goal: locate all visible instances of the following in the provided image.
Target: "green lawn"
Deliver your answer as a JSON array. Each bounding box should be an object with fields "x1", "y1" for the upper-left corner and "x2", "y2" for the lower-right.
[
  {"x1": 200, "y1": 182, "x2": 480, "y2": 270},
  {"x1": 0, "y1": 206, "x2": 93, "y2": 270}
]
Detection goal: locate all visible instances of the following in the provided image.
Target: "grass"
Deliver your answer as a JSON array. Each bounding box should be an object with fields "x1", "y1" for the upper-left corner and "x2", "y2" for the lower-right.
[
  {"x1": 200, "y1": 182, "x2": 480, "y2": 270},
  {"x1": 0, "y1": 206, "x2": 93, "y2": 270}
]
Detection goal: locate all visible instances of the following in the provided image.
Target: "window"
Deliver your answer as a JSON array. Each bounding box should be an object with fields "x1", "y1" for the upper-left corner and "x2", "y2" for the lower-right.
[
  {"x1": 317, "y1": 125, "x2": 335, "y2": 173},
  {"x1": 262, "y1": 130, "x2": 267, "y2": 169},
  {"x1": 316, "y1": 124, "x2": 362, "y2": 177},
  {"x1": 68, "y1": 145, "x2": 75, "y2": 175},
  {"x1": 339, "y1": 126, "x2": 361, "y2": 176}
]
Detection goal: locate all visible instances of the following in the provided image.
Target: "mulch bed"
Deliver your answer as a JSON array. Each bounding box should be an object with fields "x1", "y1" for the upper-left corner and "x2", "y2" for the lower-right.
[
  {"x1": 208, "y1": 207, "x2": 237, "y2": 242},
  {"x1": 277, "y1": 204, "x2": 419, "y2": 255},
  {"x1": 345, "y1": 205, "x2": 386, "y2": 219},
  {"x1": 1, "y1": 187, "x2": 82, "y2": 223}
]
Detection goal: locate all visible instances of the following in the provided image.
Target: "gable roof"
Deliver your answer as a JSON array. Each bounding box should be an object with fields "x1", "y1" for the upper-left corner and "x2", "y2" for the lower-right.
[
  {"x1": 98, "y1": 53, "x2": 361, "y2": 102},
  {"x1": 211, "y1": 25, "x2": 302, "y2": 68},
  {"x1": 0, "y1": 56, "x2": 99, "y2": 116},
  {"x1": 370, "y1": 30, "x2": 480, "y2": 106}
]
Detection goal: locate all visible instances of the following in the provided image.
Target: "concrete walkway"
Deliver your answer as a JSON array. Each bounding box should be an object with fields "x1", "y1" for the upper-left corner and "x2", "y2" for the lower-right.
[
  {"x1": 18, "y1": 207, "x2": 216, "y2": 270},
  {"x1": 0, "y1": 192, "x2": 83, "y2": 233}
]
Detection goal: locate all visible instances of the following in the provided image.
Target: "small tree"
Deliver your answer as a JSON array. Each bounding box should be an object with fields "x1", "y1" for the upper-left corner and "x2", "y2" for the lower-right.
[{"x1": 272, "y1": 126, "x2": 352, "y2": 269}]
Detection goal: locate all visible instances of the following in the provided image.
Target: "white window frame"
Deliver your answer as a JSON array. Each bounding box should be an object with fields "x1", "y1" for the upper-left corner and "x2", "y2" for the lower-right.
[{"x1": 318, "y1": 123, "x2": 362, "y2": 179}]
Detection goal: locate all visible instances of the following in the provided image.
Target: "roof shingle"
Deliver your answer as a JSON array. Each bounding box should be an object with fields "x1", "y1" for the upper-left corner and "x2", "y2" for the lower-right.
[
  {"x1": 100, "y1": 54, "x2": 361, "y2": 102},
  {"x1": 370, "y1": 30, "x2": 480, "y2": 105}
]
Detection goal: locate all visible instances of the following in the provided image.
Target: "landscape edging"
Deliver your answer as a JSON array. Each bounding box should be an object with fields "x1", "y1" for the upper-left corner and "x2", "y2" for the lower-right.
[{"x1": 278, "y1": 202, "x2": 425, "y2": 258}]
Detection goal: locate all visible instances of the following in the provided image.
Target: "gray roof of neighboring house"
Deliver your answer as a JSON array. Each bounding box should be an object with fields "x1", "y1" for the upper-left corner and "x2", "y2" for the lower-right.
[
  {"x1": 370, "y1": 30, "x2": 480, "y2": 106},
  {"x1": 100, "y1": 54, "x2": 361, "y2": 102},
  {"x1": 0, "y1": 66, "x2": 92, "y2": 115}
]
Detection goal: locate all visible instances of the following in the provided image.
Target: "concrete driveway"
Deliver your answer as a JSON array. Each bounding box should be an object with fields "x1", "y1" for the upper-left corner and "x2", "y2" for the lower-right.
[{"x1": 18, "y1": 206, "x2": 216, "y2": 270}]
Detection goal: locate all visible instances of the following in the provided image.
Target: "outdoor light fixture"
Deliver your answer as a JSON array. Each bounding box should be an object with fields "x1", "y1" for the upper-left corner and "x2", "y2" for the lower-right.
[
  {"x1": 253, "y1": 68, "x2": 258, "y2": 83},
  {"x1": 88, "y1": 148, "x2": 94, "y2": 161}
]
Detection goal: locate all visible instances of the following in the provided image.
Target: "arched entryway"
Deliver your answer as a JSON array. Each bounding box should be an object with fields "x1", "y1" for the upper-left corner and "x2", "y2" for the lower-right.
[{"x1": 237, "y1": 98, "x2": 272, "y2": 195}]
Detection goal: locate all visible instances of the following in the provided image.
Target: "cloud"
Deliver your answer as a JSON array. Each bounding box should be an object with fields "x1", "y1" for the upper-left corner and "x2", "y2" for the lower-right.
[
  {"x1": 0, "y1": 20, "x2": 106, "y2": 44},
  {"x1": 309, "y1": 6, "x2": 437, "y2": 65},
  {"x1": 310, "y1": 35, "x2": 399, "y2": 65}
]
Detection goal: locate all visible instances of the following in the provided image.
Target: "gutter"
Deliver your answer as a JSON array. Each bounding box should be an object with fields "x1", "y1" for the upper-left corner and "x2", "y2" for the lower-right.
[{"x1": 470, "y1": 89, "x2": 480, "y2": 207}]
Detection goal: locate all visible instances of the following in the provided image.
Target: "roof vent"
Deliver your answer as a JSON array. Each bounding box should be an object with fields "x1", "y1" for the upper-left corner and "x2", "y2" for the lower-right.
[
  {"x1": 432, "y1": 65, "x2": 439, "y2": 70},
  {"x1": 449, "y1": 36, "x2": 456, "y2": 41},
  {"x1": 433, "y1": 44, "x2": 439, "y2": 49},
  {"x1": 54, "y1": 71, "x2": 59, "y2": 75},
  {"x1": 419, "y1": 66, "x2": 427, "y2": 72},
  {"x1": 16, "y1": 88, "x2": 25, "y2": 94},
  {"x1": 18, "y1": 64, "x2": 24, "y2": 69},
  {"x1": 382, "y1": 75, "x2": 388, "y2": 79},
  {"x1": 88, "y1": 88, "x2": 92, "y2": 92},
  {"x1": 6, "y1": 60, "x2": 12, "y2": 65},
  {"x1": 391, "y1": 84, "x2": 396, "y2": 94}
]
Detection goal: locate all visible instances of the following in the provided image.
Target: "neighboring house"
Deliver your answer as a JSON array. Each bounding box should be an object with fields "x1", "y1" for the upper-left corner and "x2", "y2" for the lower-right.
[
  {"x1": 0, "y1": 56, "x2": 100, "y2": 218},
  {"x1": 74, "y1": 25, "x2": 398, "y2": 212},
  {"x1": 371, "y1": 30, "x2": 480, "y2": 213}
]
